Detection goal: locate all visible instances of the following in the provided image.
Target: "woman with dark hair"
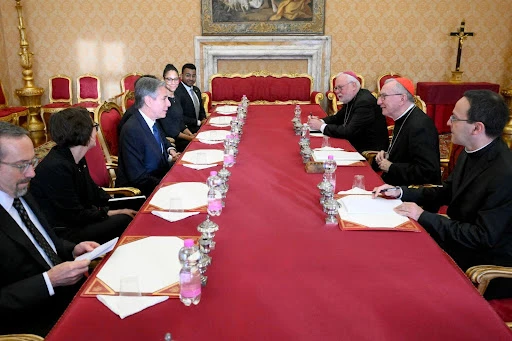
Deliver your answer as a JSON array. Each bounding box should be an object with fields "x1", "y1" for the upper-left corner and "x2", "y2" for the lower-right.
[
  {"x1": 159, "y1": 63, "x2": 195, "y2": 152},
  {"x1": 30, "y1": 107, "x2": 136, "y2": 244}
]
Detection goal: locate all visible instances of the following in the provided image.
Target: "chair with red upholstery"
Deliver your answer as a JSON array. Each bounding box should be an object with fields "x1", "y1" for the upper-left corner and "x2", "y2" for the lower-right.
[
  {"x1": 111, "y1": 72, "x2": 142, "y2": 105},
  {"x1": 121, "y1": 90, "x2": 135, "y2": 113},
  {"x1": 73, "y1": 74, "x2": 101, "y2": 112},
  {"x1": 326, "y1": 73, "x2": 365, "y2": 115},
  {"x1": 377, "y1": 72, "x2": 402, "y2": 93},
  {"x1": 41, "y1": 75, "x2": 73, "y2": 130},
  {"x1": 0, "y1": 80, "x2": 29, "y2": 126},
  {"x1": 94, "y1": 101, "x2": 123, "y2": 163}
]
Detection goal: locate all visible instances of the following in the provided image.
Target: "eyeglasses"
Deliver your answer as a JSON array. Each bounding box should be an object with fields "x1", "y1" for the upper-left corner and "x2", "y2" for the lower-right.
[
  {"x1": 449, "y1": 114, "x2": 472, "y2": 123},
  {"x1": 165, "y1": 77, "x2": 180, "y2": 83},
  {"x1": 378, "y1": 93, "x2": 404, "y2": 100},
  {"x1": 93, "y1": 122, "x2": 99, "y2": 131},
  {"x1": 333, "y1": 82, "x2": 354, "y2": 91},
  {"x1": 0, "y1": 157, "x2": 39, "y2": 173}
]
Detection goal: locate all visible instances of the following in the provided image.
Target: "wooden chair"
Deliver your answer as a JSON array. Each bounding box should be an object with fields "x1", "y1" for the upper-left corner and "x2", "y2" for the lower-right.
[
  {"x1": 111, "y1": 72, "x2": 142, "y2": 104},
  {"x1": 94, "y1": 101, "x2": 123, "y2": 163},
  {"x1": 466, "y1": 265, "x2": 512, "y2": 328},
  {"x1": 73, "y1": 74, "x2": 101, "y2": 112},
  {"x1": 377, "y1": 72, "x2": 402, "y2": 93},
  {"x1": 41, "y1": 75, "x2": 73, "y2": 130},
  {"x1": 326, "y1": 73, "x2": 365, "y2": 115},
  {"x1": 0, "y1": 334, "x2": 43, "y2": 341},
  {"x1": 0, "y1": 80, "x2": 29, "y2": 126},
  {"x1": 121, "y1": 90, "x2": 135, "y2": 113}
]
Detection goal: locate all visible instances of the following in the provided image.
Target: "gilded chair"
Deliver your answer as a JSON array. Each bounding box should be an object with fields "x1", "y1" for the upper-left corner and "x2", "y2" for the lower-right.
[
  {"x1": 85, "y1": 133, "x2": 140, "y2": 195},
  {"x1": 73, "y1": 74, "x2": 101, "y2": 112},
  {"x1": 41, "y1": 75, "x2": 73, "y2": 130},
  {"x1": 0, "y1": 80, "x2": 29, "y2": 126},
  {"x1": 377, "y1": 72, "x2": 402, "y2": 93},
  {"x1": 0, "y1": 334, "x2": 44, "y2": 341},
  {"x1": 466, "y1": 265, "x2": 512, "y2": 328},
  {"x1": 121, "y1": 90, "x2": 135, "y2": 113},
  {"x1": 111, "y1": 73, "x2": 142, "y2": 104},
  {"x1": 326, "y1": 73, "x2": 365, "y2": 115},
  {"x1": 94, "y1": 101, "x2": 123, "y2": 163}
]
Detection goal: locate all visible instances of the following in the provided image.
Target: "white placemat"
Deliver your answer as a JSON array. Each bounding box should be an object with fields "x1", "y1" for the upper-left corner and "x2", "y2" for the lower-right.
[
  {"x1": 149, "y1": 182, "x2": 208, "y2": 211},
  {"x1": 181, "y1": 149, "x2": 224, "y2": 164}
]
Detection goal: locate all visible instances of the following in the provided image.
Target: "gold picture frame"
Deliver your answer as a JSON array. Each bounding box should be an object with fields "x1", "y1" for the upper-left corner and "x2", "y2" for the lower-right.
[{"x1": 201, "y1": 0, "x2": 325, "y2": 35}]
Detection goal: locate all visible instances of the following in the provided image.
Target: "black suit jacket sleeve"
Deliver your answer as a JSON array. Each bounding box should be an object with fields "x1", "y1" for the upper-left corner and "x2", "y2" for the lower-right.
[{"x1": 323, "y1": 96, "x2": 375, "y2": 139}]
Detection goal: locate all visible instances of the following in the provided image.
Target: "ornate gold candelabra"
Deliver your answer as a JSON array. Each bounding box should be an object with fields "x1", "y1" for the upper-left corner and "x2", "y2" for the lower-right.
[{"x1": 14, "y1": 0, "x2": 44, "y2": 132}]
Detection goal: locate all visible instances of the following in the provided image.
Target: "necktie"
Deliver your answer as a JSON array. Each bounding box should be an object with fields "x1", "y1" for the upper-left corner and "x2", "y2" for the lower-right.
[
  {"x1": 190, "y1": 88, "x2": 200, "y2": 120},
  {"x1": 152, "y1": 124, "x2": 163, "y2": 153},
  {"x1": 12, "y1": 198, "x2": 62, "y2": 265}
]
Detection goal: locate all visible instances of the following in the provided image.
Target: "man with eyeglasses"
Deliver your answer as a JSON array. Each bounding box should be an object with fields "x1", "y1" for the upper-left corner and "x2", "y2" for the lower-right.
[
  {"x1": 308, "y1": 71, "x2": 388, "y2": 153},
  {"x1": 373, "y1": 77, "x2": 441, "y2": 186},
  {"x1": 0, "y1": 122, "x2": 99, "y2": 336},
  {"x1": 373, "y1": 90, "x2": 512, "y2": 299}
]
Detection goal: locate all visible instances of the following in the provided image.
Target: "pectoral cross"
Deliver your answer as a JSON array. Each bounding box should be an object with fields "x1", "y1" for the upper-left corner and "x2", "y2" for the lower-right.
[{"x1": 450, "y1": 20, "x2": 474, "y2": 72}]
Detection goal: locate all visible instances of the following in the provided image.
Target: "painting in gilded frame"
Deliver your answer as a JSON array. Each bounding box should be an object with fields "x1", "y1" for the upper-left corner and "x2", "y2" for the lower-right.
[{"x1": 201, "y1": 0, "x2": 325, "y2": 35}]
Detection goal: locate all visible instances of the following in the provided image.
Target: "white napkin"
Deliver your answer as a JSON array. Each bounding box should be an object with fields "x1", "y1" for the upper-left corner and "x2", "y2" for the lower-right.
[
  {"x1": 313, "y1": 147, "x2": 344, "y2": 151},
  {"x1": 97, "y1": 295, "x2": 168, "y2": 319},
  {"x1": 152, "y1": 210, "x2": 200, "y2": 222},
  {"x1": 182, "y1": 163, "x2": 218, "y2": 170},
  {"x1": 337, "y1": 188, "x2": 373, "y2": 195}
]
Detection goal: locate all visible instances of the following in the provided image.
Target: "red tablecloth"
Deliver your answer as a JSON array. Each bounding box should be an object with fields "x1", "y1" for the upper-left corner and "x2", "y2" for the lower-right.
[
  {"x1": 46, "y1": 104, "x2": 511, "y2": 341},
  {"x1": 417, "y1": 82, "x2": 500, "y2": 133}
]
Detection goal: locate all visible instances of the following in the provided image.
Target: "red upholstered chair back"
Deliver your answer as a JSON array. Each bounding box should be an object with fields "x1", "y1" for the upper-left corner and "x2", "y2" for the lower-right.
[
  {"x1": 77, "y1": 74, "x2": 101, "y2": 103},
  {"x1": 49, "y1": 75, "x2": 72, "y2": 104},
  {"x1": 121, "y1": 73, "x2": 142, "y2": 93},
  {"x1": 210, "y1": 73, "x2": 313, "y2": 103},
  {"x1": 84, "y1": 135, "x2": 111, "y2": 188},
  {"x1": 0, "y1": 80, "x2": 8, "y2": 108},
  {"x1": 377, "y1": 72, "x2": 402, "y2": 92},
  {"x1": 94, "y1": 102, "x2": 122, "y2": 158},
  {"x1": 121, "y1": 90, "x2": 135, "y2": 113}
]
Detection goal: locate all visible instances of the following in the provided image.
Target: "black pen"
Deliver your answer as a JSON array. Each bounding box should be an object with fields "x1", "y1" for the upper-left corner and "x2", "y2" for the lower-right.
[{"x1": 372, "y1": 186, "x2": 400, "y2": 194}]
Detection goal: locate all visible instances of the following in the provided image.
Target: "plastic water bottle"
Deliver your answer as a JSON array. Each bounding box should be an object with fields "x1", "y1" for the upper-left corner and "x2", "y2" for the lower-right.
[
  {"x1": 178, "y1": 239, "x2": 201, "y2": 306},
  {"x1": 224, "y1": 144, "x2": 236, "y2": 167},
  {"x1": 300, "y1": 123, "x2": 310, "y2": 141},
  {"x1": 294, "y1": 104, "x2": 302, "y2": 119},
  {"x1": 323, "y1": 155, "x2": 337, "y2": 190},
  {"x1": 207, "y1": 171, "x2": 223, "y2": 216}
]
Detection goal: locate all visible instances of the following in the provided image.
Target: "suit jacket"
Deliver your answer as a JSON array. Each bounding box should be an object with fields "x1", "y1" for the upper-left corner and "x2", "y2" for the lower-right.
[
  {"x1": 403, "y1": 139, "x2": 512, "y2": 298},
  {"x1": 117, "y1": 112, "x2": 172, "y2": 196},
  {"x1": 377, "y1": 106, "x2": 441, "y2": 185},
  {"x1": 30, "y1": 145, "x2": 110, "y2": 229},
  {"x1": 323, "y1": 88, "x2": 389, "y2": 153},
  {"x1": 0, "y1": 193, "x2": 77, "y2": 335},
  {"x1": 174, "y1": 82, "x2": 206, "y2": 133}
]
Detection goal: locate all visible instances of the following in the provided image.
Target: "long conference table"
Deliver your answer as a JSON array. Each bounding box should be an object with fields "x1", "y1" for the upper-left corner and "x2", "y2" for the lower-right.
[{"x1": 46, "y1": 104, "x2": 512, "y2": 340}]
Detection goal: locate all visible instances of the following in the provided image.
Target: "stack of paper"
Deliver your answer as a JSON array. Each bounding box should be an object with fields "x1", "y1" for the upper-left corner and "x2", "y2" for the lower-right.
[
  {"x1": 313, "y1": 150, "x2": 365, "y2": 165},
  {"x1": 215, "y1": 105, "x2": 238, "y2": 115},
  {"x1": 209, "y1": 116, "x2": 233, "y2": 127},
  {"x1": 149, "y1": 182, "x2": 208, "y2": 211},
  {"x1": 337, "y1": 195, "x2": 409, "y2": 228},
  {"x1": 196, "y1": 130, "x2": 231, "y2": 144},
  {"x1": 181, "y1": 149, "x2": 224, "y2": 165}
]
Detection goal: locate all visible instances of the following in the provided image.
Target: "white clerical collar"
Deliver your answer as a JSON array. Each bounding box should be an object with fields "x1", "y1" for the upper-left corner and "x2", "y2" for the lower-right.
[
  {"x1": 395, "y1": 104, "x2": 415, "y2": 121},
  {"x1": 138, "y1": 109, "x2": 156, "y2": 131},
  {"x1": 465, "y1": 139, "x2": 494, "y2": 153}
]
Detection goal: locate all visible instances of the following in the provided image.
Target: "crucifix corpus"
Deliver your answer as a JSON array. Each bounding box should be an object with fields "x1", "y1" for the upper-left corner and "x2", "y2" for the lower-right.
[{"x1": 449, "y1": 20, "x2": 474, "y2": 82}]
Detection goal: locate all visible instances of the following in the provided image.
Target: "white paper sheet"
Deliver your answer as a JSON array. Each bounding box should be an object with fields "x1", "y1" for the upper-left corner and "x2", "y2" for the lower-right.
[
  {"x1": 215, "y1": 105, "x2": 238, "y2": 114},
  {"x1": 96, "y1": 236, "x2": 185, "y2": 294},
  {"x1": 181, "y1": 149, "x2": 224, "y2": 165},
  {"x1": 182, "y1": 163, "x2": 218, "y2": 170},
  {"x1": 313, "y1": 150, "x2": 365, "y2": 162},
  {"x1": 313, "y1": 147, "x2": 344, "y2": 151},
  {"x1": 75, "y1": 237, "x2": 118, "y2": 261},
  {"x1": 196, "y1": 130, "x2": 230, "y2": 142},
  {"x1": 337, "y1": 188, "x2": 373, "y2": 195},
  {"x1": 209, "y1": 116, "x2": 233, "y2": 125},
  {"x1": 310, "y1": 133, "x2": 325, "y2": 137},
  {"x1": 149, "y1": 182, "x2": 208, "y2": 211},
  {"x1": 337, "y1": 195, "x2": 409, "y2": 228}
]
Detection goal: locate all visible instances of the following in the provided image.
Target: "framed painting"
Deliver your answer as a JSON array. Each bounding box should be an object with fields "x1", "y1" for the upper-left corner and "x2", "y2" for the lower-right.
[{"x1": 201, "y1": 0, "x2": 325, "y2": 35}]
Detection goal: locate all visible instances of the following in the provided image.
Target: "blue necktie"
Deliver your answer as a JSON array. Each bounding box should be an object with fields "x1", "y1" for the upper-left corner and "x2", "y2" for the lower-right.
[{"x1": 152, "y1": 124, "x2": 163, "y2": 153}]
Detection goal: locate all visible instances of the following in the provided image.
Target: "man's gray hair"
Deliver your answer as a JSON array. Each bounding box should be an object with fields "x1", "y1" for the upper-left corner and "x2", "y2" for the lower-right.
[
  {"x1": 0, "y1": 122, "x2": 29, "y2": 160},
  {"x1": 336, "y1": 72, "x2": 361, "y2": 90},
  {"x1": 385, "y1": 78, "x2": 415, "y2": 103},
  {"x1": 134, "y1": 77, "x2": 166, "y2": 109}
]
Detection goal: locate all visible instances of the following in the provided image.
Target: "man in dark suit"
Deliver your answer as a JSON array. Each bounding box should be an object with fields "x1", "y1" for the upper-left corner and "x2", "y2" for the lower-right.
[
  {"x1": 0, "y1": 122, "x2": 99, "y2": 336},
  {"x1": 373, "y1": 90, "x2": 512, "y2": 299},
  {"x1": 308, "y1": 71, "x2": 389, "y2": 153},
  {"x1": 174, "y1": 63, "x2": 207, "y2": 134},
  {"x1": 373, "y1": 77, "x2": 441, "y2": 185},
  {"x1": 117, "y1": 77, "x2": 179, "y2": 196}
]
